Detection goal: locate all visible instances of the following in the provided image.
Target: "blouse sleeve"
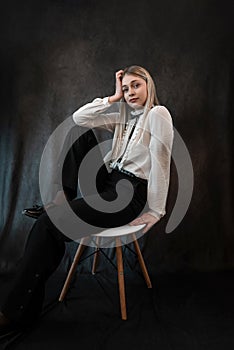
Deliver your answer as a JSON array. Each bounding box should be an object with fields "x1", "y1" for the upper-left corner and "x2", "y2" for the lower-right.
[
  {"x1": 147, "y1": 106, "x2": 174, "y2": 220},
  {"x1": 72, "y1": 97, "x2": 120, "y2": 132}
]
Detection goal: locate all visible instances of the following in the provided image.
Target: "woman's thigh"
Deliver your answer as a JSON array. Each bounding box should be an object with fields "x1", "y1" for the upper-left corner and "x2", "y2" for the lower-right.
[
  {"x1": 46, "y1": 171, "x2": 148, "y2": 240},
  {"x1": 70, "y1": 177, "x2": 147, "y2": 228}
]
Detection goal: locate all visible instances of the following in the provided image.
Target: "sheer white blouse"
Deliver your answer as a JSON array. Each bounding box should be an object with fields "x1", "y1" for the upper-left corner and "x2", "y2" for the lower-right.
[{"x1": 72, "y1": 97, "x2": 174, "y2": 220}]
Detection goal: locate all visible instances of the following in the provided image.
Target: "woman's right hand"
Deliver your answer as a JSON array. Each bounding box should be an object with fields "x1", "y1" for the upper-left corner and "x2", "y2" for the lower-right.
[{"x1": 108, "y1": 69, "x2": 124, "y2": 103}]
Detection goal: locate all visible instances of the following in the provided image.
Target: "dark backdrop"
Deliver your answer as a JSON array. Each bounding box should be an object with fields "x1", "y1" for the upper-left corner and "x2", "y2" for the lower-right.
[{"x1": 0, "y1": 0, "x2": 233, "y2": 274}]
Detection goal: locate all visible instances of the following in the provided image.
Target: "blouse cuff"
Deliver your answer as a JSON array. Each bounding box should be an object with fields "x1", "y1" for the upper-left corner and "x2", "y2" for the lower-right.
[
  {"x1": 147, "y1": 210, "x2": 164, "y2": 221},
  {"x1": 103, "y1": 96, "x2": 111, "y2": 105}
]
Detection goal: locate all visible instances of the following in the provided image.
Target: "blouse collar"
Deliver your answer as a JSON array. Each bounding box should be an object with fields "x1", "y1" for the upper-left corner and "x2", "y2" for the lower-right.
[{"x1": 130, "y1": 108, "x2": 144, "y2": 117}]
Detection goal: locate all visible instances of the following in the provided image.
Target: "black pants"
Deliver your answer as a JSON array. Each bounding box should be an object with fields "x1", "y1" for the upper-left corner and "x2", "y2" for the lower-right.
[{"x1": 2, "y1": 126, "x2": 147, "y2": 326}]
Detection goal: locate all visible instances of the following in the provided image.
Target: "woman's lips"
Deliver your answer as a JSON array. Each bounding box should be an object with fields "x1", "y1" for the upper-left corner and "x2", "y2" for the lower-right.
[{"x1": 129, "y1": 98, "x2": 138, "y2": 103}]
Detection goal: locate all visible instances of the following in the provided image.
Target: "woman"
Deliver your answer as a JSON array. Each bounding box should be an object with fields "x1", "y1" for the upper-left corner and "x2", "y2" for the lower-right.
[{"x1": 0, "y1": 65, "x2": 174, "y2": 334}]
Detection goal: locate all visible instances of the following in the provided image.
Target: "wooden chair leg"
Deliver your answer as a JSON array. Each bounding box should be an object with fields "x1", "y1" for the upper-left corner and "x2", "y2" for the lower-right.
[
  {"x1": 132, "y1": 233, "x2": 152, "y2": 288},
  {"x1": 92, "y1": 248, "x2": 100, "y2": 275},
  {"x1": 92, "y1": 237, "x2": 100, "y2": 274},
  {"x1": 59, "y1": 238, "x2": 86, "y2": 301},
  {"x1": 116, "y1": 238, "x2": 127, "y2": 320}
]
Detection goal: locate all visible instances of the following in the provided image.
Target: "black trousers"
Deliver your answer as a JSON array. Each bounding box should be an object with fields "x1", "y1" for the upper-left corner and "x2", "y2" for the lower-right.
[{"x1": 2, "y1": 126, "x2": 148, "y2": 326}]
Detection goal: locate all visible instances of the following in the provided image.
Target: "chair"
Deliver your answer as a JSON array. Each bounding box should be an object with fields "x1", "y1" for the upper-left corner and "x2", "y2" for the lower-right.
[{"x1": 58, "y1": 224, "x2": 152, "y2": 320}]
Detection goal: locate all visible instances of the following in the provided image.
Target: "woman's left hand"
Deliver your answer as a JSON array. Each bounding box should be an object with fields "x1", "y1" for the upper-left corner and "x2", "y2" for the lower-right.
[{"x1": 129, "y1": 212, "x2": 159, "y2": 234}]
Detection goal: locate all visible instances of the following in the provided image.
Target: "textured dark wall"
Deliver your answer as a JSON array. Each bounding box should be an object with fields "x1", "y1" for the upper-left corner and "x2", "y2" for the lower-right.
[{"x1": 0, "y1": 0, "x2": 233, "y2": 272}]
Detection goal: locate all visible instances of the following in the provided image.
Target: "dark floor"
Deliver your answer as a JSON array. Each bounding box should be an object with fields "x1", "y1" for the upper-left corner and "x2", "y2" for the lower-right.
[{"x1": 1, "y1": 251, "x2": 234, "y2": 350}]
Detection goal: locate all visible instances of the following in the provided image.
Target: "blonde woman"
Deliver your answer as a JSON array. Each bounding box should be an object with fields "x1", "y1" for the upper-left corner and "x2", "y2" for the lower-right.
[
  {"x1": 72, "y1": 65, "x2": 173, "y2": 231},
  {"x1": 0, "y1": 65, "x2": 174, "y2": 334}
]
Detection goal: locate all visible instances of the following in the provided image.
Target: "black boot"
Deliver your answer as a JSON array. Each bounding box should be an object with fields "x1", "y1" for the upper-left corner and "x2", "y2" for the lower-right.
[{"x1": 22, "y1": 204, "x2": 45, "y2": 219}]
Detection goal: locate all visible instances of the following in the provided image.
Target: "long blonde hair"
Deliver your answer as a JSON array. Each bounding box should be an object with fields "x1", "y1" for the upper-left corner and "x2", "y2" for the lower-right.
[{"x1": 110, "y1": 65, "x2": 159, "y2": 162}]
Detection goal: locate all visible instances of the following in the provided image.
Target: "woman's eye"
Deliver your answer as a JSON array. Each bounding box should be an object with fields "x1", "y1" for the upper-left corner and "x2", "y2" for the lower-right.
[
  {"x1": 133, "y1": 84, "x2": 140, "y2": 89},
  {"x1": 122, "y1": 88, "x2": 128, "y2": 93}
]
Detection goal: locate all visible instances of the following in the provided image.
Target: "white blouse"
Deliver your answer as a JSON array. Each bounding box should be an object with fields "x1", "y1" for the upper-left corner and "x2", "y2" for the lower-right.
[{"x1": 72, "y1": 97, "x2": 174, "y2": 220}]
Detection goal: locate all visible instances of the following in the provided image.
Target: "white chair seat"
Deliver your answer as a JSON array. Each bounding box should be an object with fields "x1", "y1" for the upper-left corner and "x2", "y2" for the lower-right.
[
  {"x1": 92, "y1": 223, "x2": 145, "y2": 237},
  {"x1": 89, "y1": 224, "x2": 146, "y2": 248}
]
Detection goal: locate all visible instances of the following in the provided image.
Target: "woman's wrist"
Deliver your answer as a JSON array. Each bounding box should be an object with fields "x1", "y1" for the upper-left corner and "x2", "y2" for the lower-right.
[{"x1": 108, "y1": 95, "x2": 122, "y2": 103}]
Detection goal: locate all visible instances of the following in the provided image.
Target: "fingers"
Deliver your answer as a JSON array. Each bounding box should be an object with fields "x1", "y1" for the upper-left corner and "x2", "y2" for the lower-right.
[
  {"x1": 129, "y1": 213, "x2": 159, "y2": 234},
  {"x1": 130, "y1": 216, "x2": 146, "y2": 226},
  {"x1": 116, "y1": 69, "x2": 124, "y2": 80},
  {"x1": 113, "y1": 70, "x2": 124, "y2": 100},
  {"x1": 142, "y1": 223, "x2": 154, "y2": 234}
]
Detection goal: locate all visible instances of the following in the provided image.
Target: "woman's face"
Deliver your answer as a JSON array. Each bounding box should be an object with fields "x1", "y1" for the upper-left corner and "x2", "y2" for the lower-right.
[{"x1": 122, "y1": 74, "x2": 148, "y2": 109}]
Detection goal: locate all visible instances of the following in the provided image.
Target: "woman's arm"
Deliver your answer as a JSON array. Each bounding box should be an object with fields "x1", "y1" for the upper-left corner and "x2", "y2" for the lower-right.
[
  {"x1": 147, "y1": 105, "x2": 174, "y2": 220},
  {"x1": 72, "y1": 70, "x2": 124, "y2": 131},
  {"x1": 72, "y1": 97, "x2": 119, "y2": 132},
  {"x1": 130, "y1": 106, "x2": 174, "y2": 233}
]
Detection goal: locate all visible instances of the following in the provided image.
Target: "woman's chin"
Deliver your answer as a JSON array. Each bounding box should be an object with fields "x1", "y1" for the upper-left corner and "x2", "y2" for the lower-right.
[{"x1": 128, "y1": 102, "x2": 144, "y2": 109}]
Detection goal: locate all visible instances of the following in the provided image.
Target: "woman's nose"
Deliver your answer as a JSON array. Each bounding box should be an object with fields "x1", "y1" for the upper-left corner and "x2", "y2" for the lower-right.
[{"x1": 128, "y1": 88, "x2": 135, "y2": 96}]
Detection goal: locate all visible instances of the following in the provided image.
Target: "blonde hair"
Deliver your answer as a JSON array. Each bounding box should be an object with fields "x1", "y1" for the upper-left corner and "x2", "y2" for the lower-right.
[
  {"x1": 111, "y1": 65, "x2": 159, "y2": 161},
  {"x1": 122, "y1": 65, "x2": 159, "y2": 108}
]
